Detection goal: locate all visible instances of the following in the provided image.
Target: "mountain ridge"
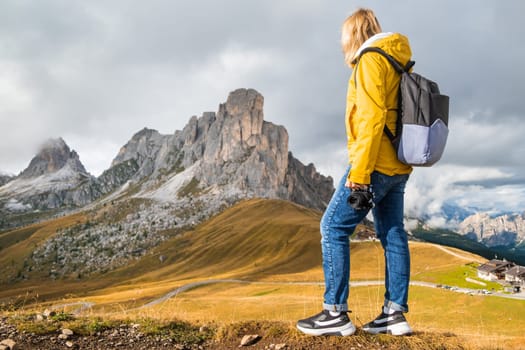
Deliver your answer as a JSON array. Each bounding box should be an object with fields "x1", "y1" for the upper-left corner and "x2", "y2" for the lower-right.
[
  {"x1": 458, "y1": 211, "x2": 525, "y2": 247},
  {"x1": 0, "y1": 88, "x2": 333, "y2": 231},
  {"x1": 0, "y1": 88, "x2": 334, "y2": 278},
  {"x1": 414, "y1": 201, "x2": 525, "y2": 258}
]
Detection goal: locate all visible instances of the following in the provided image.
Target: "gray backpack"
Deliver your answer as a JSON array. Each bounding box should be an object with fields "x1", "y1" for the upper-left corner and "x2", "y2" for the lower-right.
[{"x1": 356, "y1": 47, "x2": 449, "y2": 166}]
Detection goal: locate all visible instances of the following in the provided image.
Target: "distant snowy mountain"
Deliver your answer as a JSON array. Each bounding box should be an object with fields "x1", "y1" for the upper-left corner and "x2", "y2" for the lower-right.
[
  {"x1": 418, "y1": 201, "x2": 525, "y2": 259},
  {"x1": 19, "y1": 138, "x2": 88, "y2": 179},
  {"x1": 458, "y1": 212, "x2": 525, "y2": 248},
  {"x1": 0, "y1": 138, "x2": 99, "y2": 214}
]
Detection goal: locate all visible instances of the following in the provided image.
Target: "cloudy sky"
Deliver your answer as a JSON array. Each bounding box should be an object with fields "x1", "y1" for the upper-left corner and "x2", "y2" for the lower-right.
[{"x1": 1, "y1": 0, "x2": 524, "y2": 223}]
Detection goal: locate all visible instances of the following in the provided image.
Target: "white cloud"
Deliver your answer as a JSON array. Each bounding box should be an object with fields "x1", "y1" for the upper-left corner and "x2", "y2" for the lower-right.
[
  {"x1": 0, "y1": 63, "x2": 34, "y2": 113},
  {"x1": 444, "y1": 115, "x2": 525, "y2": 167},
  {"x1": 406, "y1": 165, "x2": 525, "y2": 227},
  {"x1": 63, "y1": 134, "x2": 123, "y2": 177},
  {"x1": 453, "y1": 185, "x2": 525, "y2": 215}
]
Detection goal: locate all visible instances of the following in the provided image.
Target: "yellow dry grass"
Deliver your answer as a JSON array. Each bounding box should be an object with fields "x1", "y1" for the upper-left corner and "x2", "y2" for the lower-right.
[{"x1": 94, "y1": 281, "x2": 524, "y2": 350}]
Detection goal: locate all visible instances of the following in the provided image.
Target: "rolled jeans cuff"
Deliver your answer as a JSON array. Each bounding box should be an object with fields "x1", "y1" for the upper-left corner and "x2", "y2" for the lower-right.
[
  {"x1": 384, "y1": 300, "x2": 408, "y2": 313},
  {"x1": 323, "y1": 302, "x2": 349, "y2": 312}
]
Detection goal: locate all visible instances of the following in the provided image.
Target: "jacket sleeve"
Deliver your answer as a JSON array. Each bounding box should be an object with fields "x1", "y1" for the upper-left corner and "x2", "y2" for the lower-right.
[{"x1": 348, "y1": 53, "x2": 387, "y2": 184}]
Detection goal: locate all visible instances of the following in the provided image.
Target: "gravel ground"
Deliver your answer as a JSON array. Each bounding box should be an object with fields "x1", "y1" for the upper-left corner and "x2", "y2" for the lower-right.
[
  {"x1": 0, "y1": 316, "x2": 212, "y2": 350},
  {"x1": 0, "y1": 315, "x2": 472, "y2": 350}
]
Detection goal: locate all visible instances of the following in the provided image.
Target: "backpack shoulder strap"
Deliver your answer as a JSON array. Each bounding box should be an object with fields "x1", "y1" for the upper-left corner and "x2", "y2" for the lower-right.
[
  {"x1": 354, "y1": 47, "x2": 401, "y2": 89},
  {"x1": 357, "y1": 47, "x2": 415, "y2": 75},
  {"x1": 353, "y1": 47, "x2": 415, "y2": 143}
]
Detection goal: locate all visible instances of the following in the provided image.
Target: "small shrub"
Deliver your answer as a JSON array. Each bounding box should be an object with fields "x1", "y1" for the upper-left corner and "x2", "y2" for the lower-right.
[
  {"x1": 139, "y1": 318, "x2": 212, "y2": 345},
  {"x1": 68, "y1": 317, "x2": 114, "y2": 335},
  {"x1": 16, "y1": 320, "x2": 59, "y2": 335},
  {"x1": 163, "y1": 320, "x2": 211, "y2": 344},
  {"x1": 50, "y1": 312, "x2": 75, "y2": 322}
]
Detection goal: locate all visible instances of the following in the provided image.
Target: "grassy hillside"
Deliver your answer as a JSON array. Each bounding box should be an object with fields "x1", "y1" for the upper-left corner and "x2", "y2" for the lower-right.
[
  {"x1": 0, "y1": 213, "x2": 87, "y2": 283},
  {"x1": 0, "y1": 198, "x2": 490, "y2": 303},
  {"x1": 114, "y1": 198, "x2": 327, "y2": 282},
  {"x1": 104, "y1": 199, "x2": 485, "y2": 284},
  {"x1": 1, "y1": 198, "x2": 523, "y2": 349}
]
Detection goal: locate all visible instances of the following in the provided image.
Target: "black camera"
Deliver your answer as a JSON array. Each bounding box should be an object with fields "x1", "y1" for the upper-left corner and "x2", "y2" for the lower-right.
[{"x1": 347, "y1": 188, "x2": 373, "y2": 211}]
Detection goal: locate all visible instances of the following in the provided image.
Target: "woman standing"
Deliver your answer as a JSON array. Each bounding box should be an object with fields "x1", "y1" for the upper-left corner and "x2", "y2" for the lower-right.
[{"x1": 297, "y1": 8, "x2": 413, "y2": 336}]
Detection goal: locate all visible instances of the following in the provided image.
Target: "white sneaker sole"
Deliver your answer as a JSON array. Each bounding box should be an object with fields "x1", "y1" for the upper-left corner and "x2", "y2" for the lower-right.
[
  {"x1": 363, "y1": 321, "x2": 412, "y2": 336},
  {"x1": 296, "y1": 322, "x2": 356, "y2": 336}
]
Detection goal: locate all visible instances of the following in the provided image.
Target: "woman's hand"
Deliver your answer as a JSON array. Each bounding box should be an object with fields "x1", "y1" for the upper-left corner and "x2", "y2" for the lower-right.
[{"x1": 345, "y1": 180, "x2": 369, "y2": 190}]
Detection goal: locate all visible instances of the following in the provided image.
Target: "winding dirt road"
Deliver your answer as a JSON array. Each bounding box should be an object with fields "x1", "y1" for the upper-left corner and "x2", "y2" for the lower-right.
[{"x1": 53, "y1": 278, "x2": 524, "y2": 315}]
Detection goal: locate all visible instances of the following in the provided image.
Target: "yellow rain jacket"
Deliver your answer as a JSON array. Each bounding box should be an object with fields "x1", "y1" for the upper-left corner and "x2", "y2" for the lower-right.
[{"x1": 346, "y1": 33, "x2": 413, "y2": 184}]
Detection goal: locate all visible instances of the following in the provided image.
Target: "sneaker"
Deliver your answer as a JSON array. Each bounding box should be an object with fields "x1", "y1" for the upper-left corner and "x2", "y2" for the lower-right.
[
  {"x1": 362, "y1": 309, "x2": 412, "y2": 336},
  {"x1": 296, "y1": 310, "x2": 356, "y2": 336}
]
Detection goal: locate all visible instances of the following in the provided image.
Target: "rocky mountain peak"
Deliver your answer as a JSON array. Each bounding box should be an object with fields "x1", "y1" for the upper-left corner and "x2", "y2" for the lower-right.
[
  {"x1": 199, "y1": 88, "x2": 281, "y2": 167},
  {"x1": 99, "y1": 88, "x2": 332, "y2": 211},
  {"x1": 0, "y1": 138, "x2": 96, "y2": 218},
  {"x1": 19, "y1": 138, "x2": 87, "y2": 179},
  {"x1": 458, "y1": 211, "x2": 525, "y2": 247},
  {"x1": 222, "y1": 88, "x2": 264, "y2": 137},
  {"x1": 221, "y1": 88, "x2": 264, "y2": 146},
  {"x1": 111, "y1": 128, "x2": 164, "y2": 168}
]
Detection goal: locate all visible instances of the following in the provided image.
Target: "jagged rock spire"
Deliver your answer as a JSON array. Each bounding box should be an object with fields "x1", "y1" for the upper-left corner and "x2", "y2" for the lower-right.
[{"x1": 19, "y1": 138, "x2": 88, "y2": 179}]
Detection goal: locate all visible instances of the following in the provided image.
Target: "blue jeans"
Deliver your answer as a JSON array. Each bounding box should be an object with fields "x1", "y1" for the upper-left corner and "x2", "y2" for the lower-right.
[{"x1": 321, "y1": 165, "x2": 410, "y2": 313}]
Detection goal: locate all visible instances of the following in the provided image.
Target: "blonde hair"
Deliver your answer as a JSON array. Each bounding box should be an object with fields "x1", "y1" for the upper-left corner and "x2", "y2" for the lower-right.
[{"x1": 341, "y1": 8, "x2": 382, "y2": 66}]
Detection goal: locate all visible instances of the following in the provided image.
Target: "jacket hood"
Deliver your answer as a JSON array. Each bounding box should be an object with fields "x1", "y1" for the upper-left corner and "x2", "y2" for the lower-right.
[{"x1": 352, "y1": 32, "x2": 412, "y2": 67}]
